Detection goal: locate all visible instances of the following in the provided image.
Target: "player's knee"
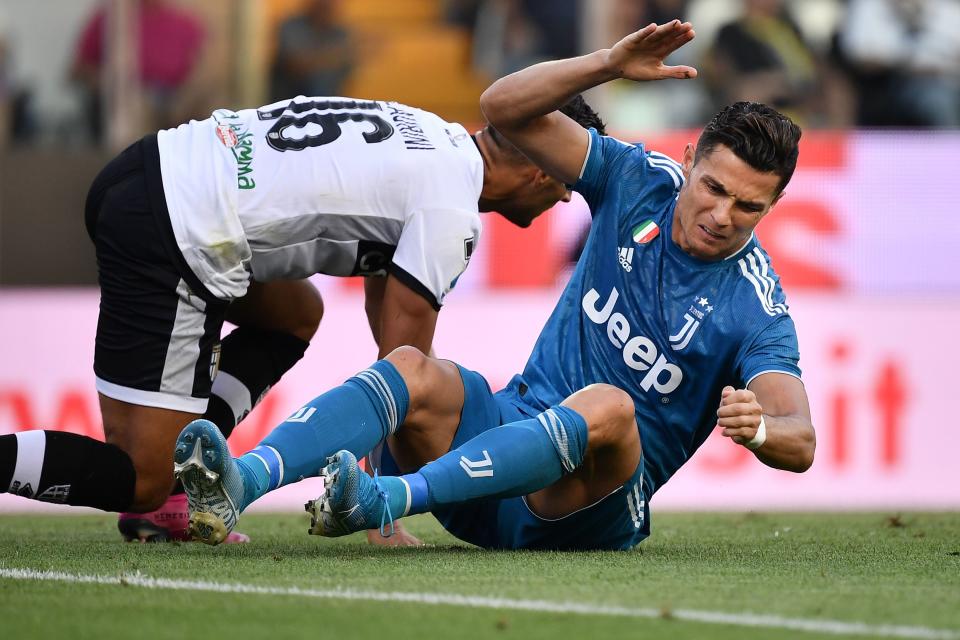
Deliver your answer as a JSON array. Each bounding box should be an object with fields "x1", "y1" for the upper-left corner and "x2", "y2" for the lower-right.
[
  {"x1": 290, "y1": 288, "x2": 324, "y2": 342},
  {"x1": 384, "y1": 346, "x2": 445, "y2": 415},
  {"x1": 384, "y1": 345, "x2": 431, "y2": 382},
  {"x1": 564, "y1": 384, "x2": 637, "y2": 450}
]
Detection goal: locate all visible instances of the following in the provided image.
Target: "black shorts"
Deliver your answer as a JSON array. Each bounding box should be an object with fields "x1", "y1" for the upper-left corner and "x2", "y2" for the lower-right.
[{"x1": 86, "y1": 135, "x2": 229, "y2": 413}]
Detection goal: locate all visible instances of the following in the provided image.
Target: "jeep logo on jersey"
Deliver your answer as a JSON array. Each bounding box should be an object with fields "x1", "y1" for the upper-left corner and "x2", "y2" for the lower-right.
[{"x1": 582, "y1": 287, "x2": 683, "y2": 394}]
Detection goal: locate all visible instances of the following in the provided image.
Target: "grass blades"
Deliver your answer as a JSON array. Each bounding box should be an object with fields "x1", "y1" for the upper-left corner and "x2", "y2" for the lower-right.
[{"x1": 1, "y1": 511, "x2": 958, "y2": 639}]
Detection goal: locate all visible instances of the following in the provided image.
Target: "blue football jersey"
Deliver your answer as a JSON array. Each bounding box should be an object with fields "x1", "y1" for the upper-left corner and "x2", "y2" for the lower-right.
[{"x1": 502, "y1": 129, "x2": 802, "y2": 496}]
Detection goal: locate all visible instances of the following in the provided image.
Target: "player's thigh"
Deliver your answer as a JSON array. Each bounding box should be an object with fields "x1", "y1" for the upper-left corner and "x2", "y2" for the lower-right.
[
  {"x1": 493, "y1": 460, "x2": 650, "y2": 551},
  {"x1": 95, "y1": 272, "x2": 225, "y2": 507},
  {"x1": 94, "y1": 222, "x2": 227, "y2": 420},
  {"x1": 92, "y1": 164, "x2": 229, "y2": 508},
  {"x1": 382, "y1": 347, "x2": 474, "y2": 472},
  {"x1": 526, "y1": 384, "x2": 641, "y2": 520},
  {"x1": 224, "y1": 279, "x2": 324, "y2": 342}
]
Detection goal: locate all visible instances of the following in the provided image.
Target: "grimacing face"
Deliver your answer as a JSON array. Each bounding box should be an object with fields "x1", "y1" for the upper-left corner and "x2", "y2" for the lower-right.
[{"x1": 674, "y1": 143, "x2": 784, "y2": 261}]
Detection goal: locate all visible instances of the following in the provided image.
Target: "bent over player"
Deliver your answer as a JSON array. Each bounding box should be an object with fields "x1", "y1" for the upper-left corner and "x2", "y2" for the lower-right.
[
  {"x1": 0, "y1": 94, "x2": 605, "y2": 544},
  {"x1": 174, "y1": 21, "x2": 816, "y2": 548}
]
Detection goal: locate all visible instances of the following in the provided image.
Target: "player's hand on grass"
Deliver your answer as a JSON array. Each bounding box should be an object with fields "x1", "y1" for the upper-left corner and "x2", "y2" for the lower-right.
[
  {"x1": 716, "y1": 386, "x2": 763, "y2": 446},
  {"x1": 366, "y1": 521, "x2": 424, "y2": 547},
  {"x1": 605, "y1": 20, "x2": 698, "y2": 83}
]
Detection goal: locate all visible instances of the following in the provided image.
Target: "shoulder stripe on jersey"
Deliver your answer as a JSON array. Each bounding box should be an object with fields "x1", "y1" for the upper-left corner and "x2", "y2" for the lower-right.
[
  {"x1": 743, "y1": 249, "x2": 788, "y2": 315},
  {"x1": 737, "y1": 250, "x2": 787, "y2": 316},
  {"x1": 648, "y1": 151, "x2": 682, "y2": 169},
  {"x1": 646, "y1": 153, "x2": 682, "y2": 171},
  {"x1": 648, "y1": 151, "x2": 683, "y2": 178},
  {"x1": 749, "y1": 248, "x2": 788, "y2": 314},
  {"x1": 646, "y1": 156, "x2": 683, "y2": 188}
]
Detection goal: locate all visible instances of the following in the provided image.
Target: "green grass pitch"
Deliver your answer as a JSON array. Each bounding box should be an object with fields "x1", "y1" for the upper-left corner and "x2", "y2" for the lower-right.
[{"x1": 1, "y1": 512, "x2": 958, "y2": 640}]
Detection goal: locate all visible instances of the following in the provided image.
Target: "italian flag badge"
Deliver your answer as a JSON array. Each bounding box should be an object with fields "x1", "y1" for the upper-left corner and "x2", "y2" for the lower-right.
[{"x1": 632, "y1": 220, "x2": 660, "y2": 244}]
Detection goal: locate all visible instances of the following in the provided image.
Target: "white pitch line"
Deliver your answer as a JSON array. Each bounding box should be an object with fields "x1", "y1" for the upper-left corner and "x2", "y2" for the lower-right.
[{"x1": 1, "y1": 567, "x2": 957, "y2": 640}]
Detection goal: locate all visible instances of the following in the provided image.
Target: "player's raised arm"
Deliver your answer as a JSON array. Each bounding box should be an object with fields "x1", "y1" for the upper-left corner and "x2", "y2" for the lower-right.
[
  {"x1": 716, "y1": 374, "x2": 815, "y2": 472},
  {"x1": 480, "y1": 20, "x2": 697, "y2": 186}
]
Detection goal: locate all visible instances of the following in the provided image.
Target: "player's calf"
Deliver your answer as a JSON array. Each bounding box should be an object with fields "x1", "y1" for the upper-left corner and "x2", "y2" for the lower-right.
[{"x1": 0, "y1": 430, "x2": 136, "y2": 511}]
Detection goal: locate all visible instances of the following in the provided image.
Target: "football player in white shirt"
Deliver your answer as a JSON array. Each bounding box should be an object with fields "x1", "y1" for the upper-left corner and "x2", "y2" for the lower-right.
[{"x1": 0, "y1": 95, "x2": 605, "y2": 545}]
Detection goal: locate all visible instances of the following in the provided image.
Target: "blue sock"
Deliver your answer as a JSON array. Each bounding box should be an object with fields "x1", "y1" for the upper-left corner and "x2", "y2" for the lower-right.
[
  {"x1": 236, "y1": 360, "x2": 409, "y2": 505},
  {"x1": 400, "y1": 405, "x2": 589, "y2": 514}
]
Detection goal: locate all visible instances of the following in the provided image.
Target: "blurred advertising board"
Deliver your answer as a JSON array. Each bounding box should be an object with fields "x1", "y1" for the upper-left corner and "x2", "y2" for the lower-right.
[{"x1": 1, "y1": 288, "x2": 956, "y2": 512}]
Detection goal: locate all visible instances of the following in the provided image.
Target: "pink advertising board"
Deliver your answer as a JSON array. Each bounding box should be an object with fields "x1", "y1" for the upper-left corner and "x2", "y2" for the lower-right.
[{"x1": 0, "y1": 288, "x2": 956, "y2": 513}]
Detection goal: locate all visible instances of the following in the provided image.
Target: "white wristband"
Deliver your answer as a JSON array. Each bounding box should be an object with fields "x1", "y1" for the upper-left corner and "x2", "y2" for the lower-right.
[{"x1": 745, "y1": 416, "x2": 767, "y2": 450}]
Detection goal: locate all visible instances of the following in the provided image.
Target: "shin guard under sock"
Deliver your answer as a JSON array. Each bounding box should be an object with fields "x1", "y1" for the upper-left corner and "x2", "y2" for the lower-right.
[
  {"x1": 189, "y1": 328, "x2": 309, "y2": 499},
  {"x1": 204, "y1": 327, "x2": 309, "y2": 437}
]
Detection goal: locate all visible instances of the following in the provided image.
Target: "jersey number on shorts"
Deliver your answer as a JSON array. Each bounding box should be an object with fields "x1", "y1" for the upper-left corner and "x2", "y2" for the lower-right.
[{"x1": 257, "y1": 99, "x2": 395, "y2": 152}]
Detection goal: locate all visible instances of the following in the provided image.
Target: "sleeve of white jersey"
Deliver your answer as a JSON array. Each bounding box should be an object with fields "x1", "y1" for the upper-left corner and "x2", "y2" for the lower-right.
[{"x1": 388, "y1": 208, "x2": 482, "y2": 311}]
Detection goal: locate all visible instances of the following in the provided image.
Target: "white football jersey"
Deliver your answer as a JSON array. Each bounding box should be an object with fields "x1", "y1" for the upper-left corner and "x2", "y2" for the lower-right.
[{"x1": 156, "y1": 96, "x2": 484, "y2": 308}]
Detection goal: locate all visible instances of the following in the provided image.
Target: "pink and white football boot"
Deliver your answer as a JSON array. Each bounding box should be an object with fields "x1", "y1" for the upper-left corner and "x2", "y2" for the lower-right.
[{"x1": 118, "y1": 493, "x2": 250, "y2": 543}]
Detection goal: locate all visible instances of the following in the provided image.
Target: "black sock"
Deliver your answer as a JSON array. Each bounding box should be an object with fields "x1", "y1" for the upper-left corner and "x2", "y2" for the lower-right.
[
  {"x1": 0, "y1": 431, "x2": 136, "y2": 512},
  {"x1": 202, "y1": 327, "x2": 309, "y2": 437},
  {"x1": 166, "y1": 329, "x2": 309, "y2": 499}
]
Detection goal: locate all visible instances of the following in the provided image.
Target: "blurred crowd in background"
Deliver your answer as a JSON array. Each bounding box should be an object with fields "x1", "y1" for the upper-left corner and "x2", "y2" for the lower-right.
[{"x1": 0, "y1": 0, "x2": 957, "y2": 152}]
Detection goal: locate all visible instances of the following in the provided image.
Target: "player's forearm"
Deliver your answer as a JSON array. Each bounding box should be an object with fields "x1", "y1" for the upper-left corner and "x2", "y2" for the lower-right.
[
  {"x1": 480, "y1": 50, "x2": 616, "y2": 132},
  {"x1": 751, "y1": 414, "x2": 816, "y2": 473}
]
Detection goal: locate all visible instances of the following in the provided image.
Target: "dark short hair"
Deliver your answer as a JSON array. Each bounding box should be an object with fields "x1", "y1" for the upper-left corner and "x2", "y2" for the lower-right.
[
  {"x1": 487, "y1": 94, "x2": 606, "y2": 158},
  {"x1": 695, "y1": 102, "x2": 801, "y2": 193},
  {"x1": 559, "y1": 94, "x2": 606, "y2": 135}
]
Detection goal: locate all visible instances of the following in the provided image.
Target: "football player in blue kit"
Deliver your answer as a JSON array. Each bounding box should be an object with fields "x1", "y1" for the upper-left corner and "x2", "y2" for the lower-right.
[{"x1": 175, "y1": 20, "x2": 815, "y2": 549}]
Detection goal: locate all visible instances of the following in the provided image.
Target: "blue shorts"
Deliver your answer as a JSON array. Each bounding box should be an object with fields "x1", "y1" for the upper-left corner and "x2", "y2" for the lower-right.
[{"x1": 380, "y1": 365, "x2": 651, "y2": 551}]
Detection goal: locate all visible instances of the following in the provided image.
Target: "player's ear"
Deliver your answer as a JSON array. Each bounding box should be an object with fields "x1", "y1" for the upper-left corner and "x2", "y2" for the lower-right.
[
  {"x1": 536, "y1": 170, "x2": 570, "y2": 199},
  {"x1": 681, "y1": 143, "x2": 695, "y2": 179},
  {"x1": 533, "y1": 168, "x2": 555, "y2": 187},
  {"x1": 757, "y1": 191, "x2": 785, "y2": 223}
]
